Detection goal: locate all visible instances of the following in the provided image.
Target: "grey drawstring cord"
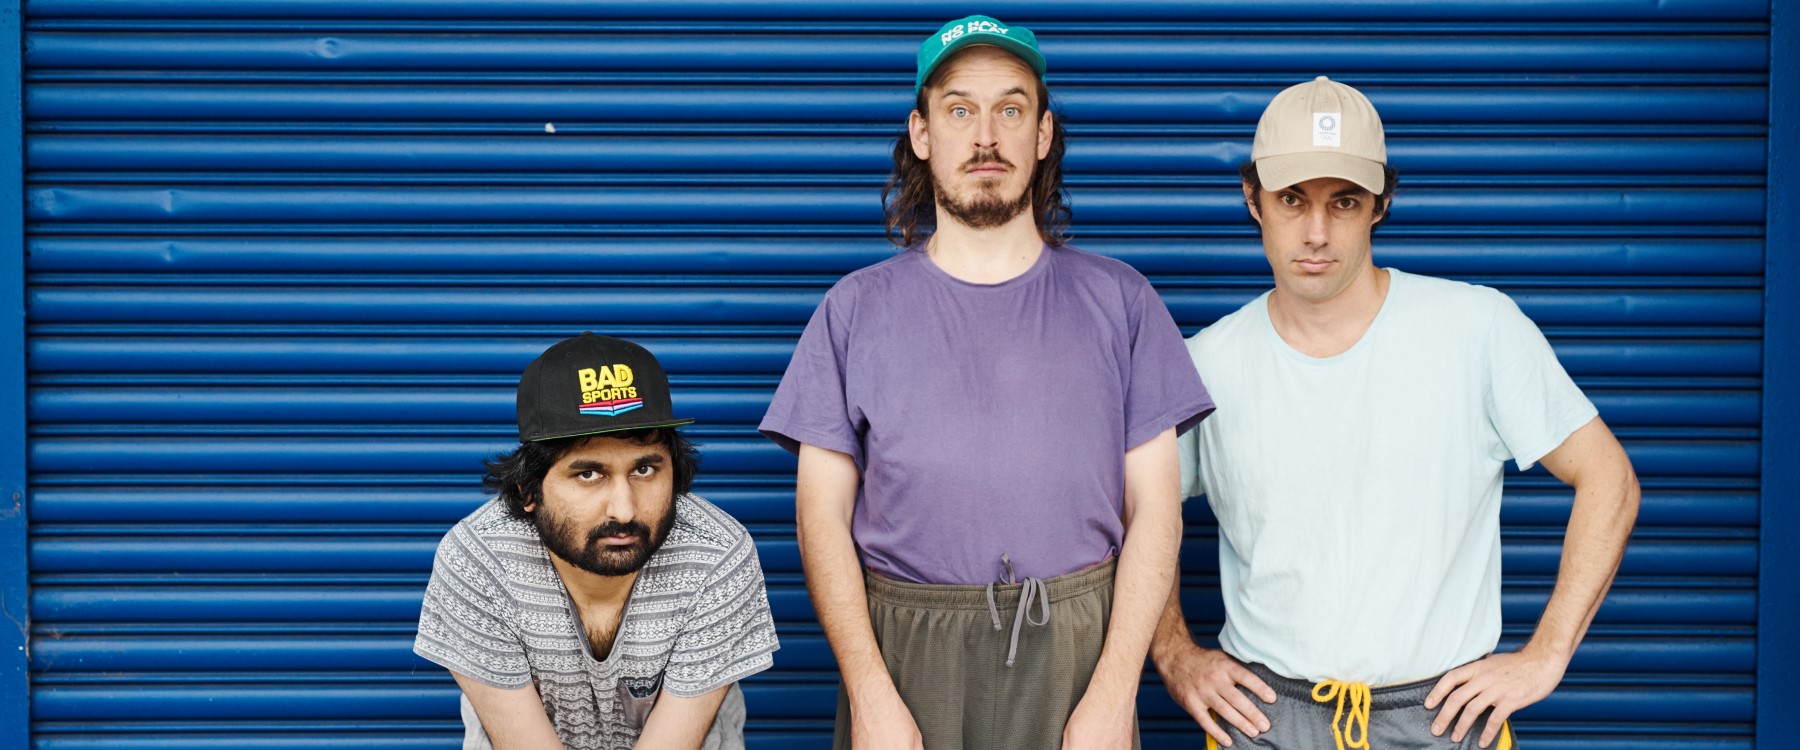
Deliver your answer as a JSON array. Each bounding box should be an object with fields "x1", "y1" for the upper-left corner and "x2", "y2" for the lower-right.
[{"x1": 984, "y1": 553, "x2": 1051, "y2": 668}]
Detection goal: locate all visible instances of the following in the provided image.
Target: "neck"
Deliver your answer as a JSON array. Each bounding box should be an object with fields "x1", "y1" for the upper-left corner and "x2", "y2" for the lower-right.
[
  {"x1": 925, "y1": 207, "x2": 1045, "y2": 284},
  {"x1": 1268, "y1": 262, "x2": 1390, "y2": 358},
  {"x1": 547, "y1": 552, "x2": 640, "y2": 609}
]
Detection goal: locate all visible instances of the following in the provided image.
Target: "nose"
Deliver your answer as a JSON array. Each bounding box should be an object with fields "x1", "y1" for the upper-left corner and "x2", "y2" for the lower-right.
[
  {"x1": 1303, "y1": 203, "x2": 1330, "y2": 247},
  {"x1": 598, "y1": 477, "x2": 639, "y2": 526},
  {"x1": 974, "y1": 111, "x2": 1000, "y2": 149}
]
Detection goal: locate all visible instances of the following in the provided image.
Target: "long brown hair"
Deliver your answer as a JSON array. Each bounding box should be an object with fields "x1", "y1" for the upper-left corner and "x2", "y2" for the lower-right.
[{"x1": 881, "y1": 64, "x2": 1071, "y2": 248}]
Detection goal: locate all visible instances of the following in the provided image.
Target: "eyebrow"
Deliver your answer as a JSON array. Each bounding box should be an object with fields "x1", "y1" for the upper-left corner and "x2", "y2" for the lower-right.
[
  {"x1": 1331, "y1": 188, "x2": 1370, "y2": 200},
  {"x1": 939, "y1": 87, "x2": 1030, "y2": 102},
  {"x1": 566, "y1": 454, "x2": 665, "y2": 472}
]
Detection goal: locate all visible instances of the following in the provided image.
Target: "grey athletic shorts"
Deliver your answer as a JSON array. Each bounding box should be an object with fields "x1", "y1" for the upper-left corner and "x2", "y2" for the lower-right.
[
  {"x1": 832, "y1": 558, "x2": 1140, "y2": 750},
  {"x1": 1205, "y1": 662, "x2": 1517, "y2": 750}
]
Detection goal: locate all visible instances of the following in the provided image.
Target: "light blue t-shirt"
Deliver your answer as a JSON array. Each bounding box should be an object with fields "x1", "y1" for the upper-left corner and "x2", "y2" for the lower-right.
[{"x1": 1180, "y1": 269, "x2": 1597, "y2": 685}]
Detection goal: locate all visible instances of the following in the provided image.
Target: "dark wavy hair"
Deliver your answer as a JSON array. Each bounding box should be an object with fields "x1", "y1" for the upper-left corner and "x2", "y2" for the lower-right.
[
  {"x1": 482, "y1": 428, "x2": 701, "y2": 521},
  {"x1": 1239, "y1": 160, "x2": 1399, "y2": 231},
  {"x1": 882, "y1": 51, "x2": 1071, "y2": 248}
]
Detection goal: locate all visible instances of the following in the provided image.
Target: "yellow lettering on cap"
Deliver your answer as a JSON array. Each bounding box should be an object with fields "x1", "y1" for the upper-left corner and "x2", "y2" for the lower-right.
[
  {"x1": 577, "y1": 368, "x2": 599, "y2": 392},
  {"x1": 613, "y1": 364, "x2": 634, "y2": 387}
]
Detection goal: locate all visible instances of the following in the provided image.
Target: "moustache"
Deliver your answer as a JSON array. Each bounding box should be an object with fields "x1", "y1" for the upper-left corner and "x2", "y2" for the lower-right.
[
  {"x1": 961, "y1": 150, "x2": 1014, "y2": 173},
  {"x1": 588, "y1": 519, "x2": 651, "y2": 544}
]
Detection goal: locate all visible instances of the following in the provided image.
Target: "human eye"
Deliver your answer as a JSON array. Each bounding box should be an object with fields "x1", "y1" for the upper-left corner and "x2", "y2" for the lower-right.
[
  {"x1": 1002, "y1": 105, "x2": 1021, "y2": 118},
  {"x1": 1278, "y1": 192, "x2": 1302, "y2": 207},
  {"x1": 950, "y1": 104, "x2": 970, "y2": 118},
  {"x1": 574, "y1": 469, "x2": 602, "y2": 481},
  {"x1": 629, "y1": 464, "x2": 658, "y2": 478},
  {"x1": 1334, "y1": 197, "x2": 1360, "y2": 210}
]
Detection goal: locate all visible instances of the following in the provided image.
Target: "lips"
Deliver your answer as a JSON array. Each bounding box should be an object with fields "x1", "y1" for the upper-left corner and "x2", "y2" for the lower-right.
[
  {"x1": 1295, "y1": 259, "x2": 1333, "y2": 273},
  {"x1": 587, "y1": 520, "x2": 650, "y2": 549},
  {"x1": 596, "y1": 533, "x2": 640, "y2": 547}
]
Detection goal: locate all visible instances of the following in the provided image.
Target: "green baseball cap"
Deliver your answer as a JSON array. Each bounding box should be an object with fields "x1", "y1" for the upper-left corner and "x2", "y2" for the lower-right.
[{"x1": 915, "y1": 15, "x2": 1046, "y2": 94}]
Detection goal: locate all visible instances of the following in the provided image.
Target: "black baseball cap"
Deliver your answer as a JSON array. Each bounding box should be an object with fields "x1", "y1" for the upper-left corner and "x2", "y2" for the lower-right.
[{"x1": 516, "y1": 333, "x2": 694, "y2": 442}]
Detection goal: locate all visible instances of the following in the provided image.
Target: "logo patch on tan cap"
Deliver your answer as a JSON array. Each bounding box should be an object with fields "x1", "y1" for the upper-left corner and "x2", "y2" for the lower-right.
[{"x1": 1313, "y1": 112, "x2": 1340, "y2": 147}]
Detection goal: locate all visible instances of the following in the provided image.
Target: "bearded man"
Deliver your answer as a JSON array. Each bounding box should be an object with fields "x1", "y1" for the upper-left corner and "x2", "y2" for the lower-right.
[
  {"x1": 759, "y1": 15, "x2": 1214, "y2": 750},
  {"x1": 416, "y1": 333, "x2": 779, "y2": 750}
]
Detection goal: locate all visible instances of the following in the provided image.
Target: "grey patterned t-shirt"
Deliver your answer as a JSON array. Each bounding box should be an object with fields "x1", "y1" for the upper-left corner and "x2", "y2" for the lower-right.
[{"x1": 414, "y1": 494, "x2": 780, "y2": 750}]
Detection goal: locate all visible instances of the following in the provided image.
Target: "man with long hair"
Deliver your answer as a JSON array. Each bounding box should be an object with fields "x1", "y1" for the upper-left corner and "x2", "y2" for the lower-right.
[
  {"x1": 415, "y1": 333, "x2": 779, "y2": 749},
  {"x1": 1149, "y1": 77, "x2": 1639, "y2": 750},
  {"x1": 760, "y1": 16, "x2": 1214, "y2": 750}
]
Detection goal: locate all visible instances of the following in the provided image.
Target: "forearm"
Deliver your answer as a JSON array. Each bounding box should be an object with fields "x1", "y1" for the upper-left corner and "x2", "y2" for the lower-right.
[
  {"x1": 1087, "y1": 495, "x2": 1182, "y2": 700},
  {"x1": 1149, "y1": 576, "x2": 1197, "y2": 666},
  {"x1": 451, "y1": 672, "x2": 566, "y2": 750},
  {"x1": 794, "y1": 445, "x2": 895, "y2": 706},
  {"x1": 1525, "y1": 418, "x2": 1641, "y2": 661},
  {"x1": 800, "y1": 508, "x2": 893, "y2": 697},
  {"x1": 1529, "y1": 468, "x2": 1639, "y2": 657},
  {"x1": 1083, "y1": 429, "x2": 1184, "y2": 705},
  {"x1": 633, "y1": 686, "x2": 728, "y2": 750}
]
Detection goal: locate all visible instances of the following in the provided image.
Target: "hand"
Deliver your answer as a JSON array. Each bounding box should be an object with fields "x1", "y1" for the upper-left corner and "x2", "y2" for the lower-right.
[
  {"x1": 849, "y1": 688, "x2": 924, "y2": 750},
  {"x1": 1060, "y1": 692, "x2": 1136, "y2": 750},
  {"x1": 1155, "y1": 640, "x2": 1275, "y2": 747},
  {"x1": 1425, "y1": 646, "x2": 1568, "y2": 748}
]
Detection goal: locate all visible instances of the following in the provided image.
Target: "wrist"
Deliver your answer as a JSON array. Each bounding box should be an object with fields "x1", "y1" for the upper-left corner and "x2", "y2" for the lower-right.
[
  {"x1": 1149, "y1": 627, "x2": 1198, "y2": 664},
  {"x1": 1080, "y1": 666, "x2": 1141, "y2": 710},
  {"x1": 1521, "y1": 633, "x2": 1576, "y2": 664},
  {"x1": 844, "y1": 675, "x2": 901, "y2": 709}
]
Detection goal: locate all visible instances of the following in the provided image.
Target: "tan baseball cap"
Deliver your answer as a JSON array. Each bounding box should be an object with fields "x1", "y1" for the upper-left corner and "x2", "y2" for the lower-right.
[{"x1": 1251, "y1": 76, "x2": 1387, "y2": 194}]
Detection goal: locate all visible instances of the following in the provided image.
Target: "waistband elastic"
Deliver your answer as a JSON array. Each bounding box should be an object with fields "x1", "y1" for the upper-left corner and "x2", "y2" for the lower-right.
[
  {"x1": 864, "y1": 558, "x2": 1116, "y2": 610},
  {"x1": 1245, "y1": 661, "x2": 1446, "y2": 712}
]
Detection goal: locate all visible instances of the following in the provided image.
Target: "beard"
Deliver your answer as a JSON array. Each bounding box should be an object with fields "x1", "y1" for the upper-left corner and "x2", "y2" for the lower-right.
[
  {"x1": 932, "y1": 149, "x2": 1034, "y2": 230},
  {"x1": 534, "y1": 498, "x2": 677, "y2": 577}
]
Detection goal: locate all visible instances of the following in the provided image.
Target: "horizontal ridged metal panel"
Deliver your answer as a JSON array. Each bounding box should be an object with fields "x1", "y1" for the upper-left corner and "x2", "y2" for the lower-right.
[{"x1": 23, "y1": 1, "x2": 1767, "y2": 748}]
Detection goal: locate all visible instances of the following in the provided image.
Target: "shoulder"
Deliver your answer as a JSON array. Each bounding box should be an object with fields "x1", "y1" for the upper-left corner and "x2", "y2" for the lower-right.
[
  {"x1": 455, "y1": 498, "x2": 542, "y2": 552},
  {"x1": 1054, "y1": 244, "x2": 1155, "y2": 291},
  {"x1": 1392, "y1": 268, "x2": 1503, "y2": 303},
  {"x1": 1388, "y1": 269, "x2": 1518, "y2": 330},
  {"x1": 825, "y1": 250, "x2": 923, "y2": 299},
  {"x1": 1190, "y1": 291, "x2": 1268, "y2": 354},
  {"x1": 431, "y1": 498, "x2": 548, "y2": 587},
  {"x1": 650, "y1": 493, "x2": 757, "y2": 578}
]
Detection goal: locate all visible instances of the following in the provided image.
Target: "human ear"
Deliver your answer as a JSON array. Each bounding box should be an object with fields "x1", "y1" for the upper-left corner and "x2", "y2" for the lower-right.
[
  {"x1": 909, "y1": 109, "x2": 931, "y2": 161},
  {"x1": 1036, "y1": 110, "x2": 1053, "y2": 160},
  {"x1": 1242, "y1": 181, "x2": 1263, "y2": 225}
]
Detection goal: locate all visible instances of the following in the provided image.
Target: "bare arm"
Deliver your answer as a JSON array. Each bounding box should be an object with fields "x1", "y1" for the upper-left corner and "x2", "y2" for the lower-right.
[
  {"x1": 1063, "y1": 428, "x2": 1185, "y2": 750},
  {"x1": 1149, "y1": 583, "x2": 1276, "y2": 747},
  {"x1": 453, "y1": 672, "x2": 566, "y2": 750},
  {"x1": 633, "y1": 685, "x2": 730, "y2": 750},
  {"x1": 1427, "y1": 416, "x2": 1640, "y2": 747},
  {"x1": 795, "y1": 443, "x2": 921, "y2": 750}
]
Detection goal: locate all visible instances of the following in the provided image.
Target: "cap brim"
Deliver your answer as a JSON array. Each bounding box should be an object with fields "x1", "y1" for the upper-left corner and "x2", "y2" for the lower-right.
[
  {"x1": 918, "y1": 36, "x2": 1046, "y2": 92},
  {"x1": 1255, "y1": 152, "x2": 1386, "y2": 194},
  {"x1": 527, "y1": 418, "x2": 696, "y2": 443}
]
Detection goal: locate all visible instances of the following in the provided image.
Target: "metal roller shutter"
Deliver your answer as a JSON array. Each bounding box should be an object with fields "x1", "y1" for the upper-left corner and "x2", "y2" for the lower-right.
[{"x1": 19, "y1": 2, "x2": 1771, "y2": 748}]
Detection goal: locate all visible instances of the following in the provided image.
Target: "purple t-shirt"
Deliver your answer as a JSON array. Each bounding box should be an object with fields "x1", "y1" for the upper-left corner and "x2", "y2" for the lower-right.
[{"x1": 759, "y1": 245, "x2": 1214, "y2": 584}]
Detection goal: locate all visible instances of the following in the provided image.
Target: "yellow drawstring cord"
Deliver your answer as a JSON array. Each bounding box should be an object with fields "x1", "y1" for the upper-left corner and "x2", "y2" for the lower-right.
[{"x1": 1310, "y1": 679, "x2": 1372, "y2": 750}]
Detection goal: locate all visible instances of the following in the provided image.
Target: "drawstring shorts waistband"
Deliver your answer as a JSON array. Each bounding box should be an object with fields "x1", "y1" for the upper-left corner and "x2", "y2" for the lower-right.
[
  {"x1": 985, "y1": 553, "x2": 1051, "y2": 668},
  {"x1": 1311, "y1": 679, "x2": 1372, "y2": 750}
]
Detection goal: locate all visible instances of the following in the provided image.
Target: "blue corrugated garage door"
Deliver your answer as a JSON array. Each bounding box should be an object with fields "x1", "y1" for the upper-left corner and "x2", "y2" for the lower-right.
[{"x1": 18, "y1": 2, "x2": 1770, "y2": 748}]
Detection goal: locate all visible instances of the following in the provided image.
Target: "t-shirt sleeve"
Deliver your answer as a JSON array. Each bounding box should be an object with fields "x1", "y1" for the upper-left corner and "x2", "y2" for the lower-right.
[
  {"x1": 1485, "y1": 293, "x2": 1599, "y2": 471},
  {"x1": 759, "y1": 288, "x2": 865, "y2": 466},
  {"x1": 1177, "y1": 335, "x2": 1207, "y2": 500},
  {"x1": 1123, "y1": 280, "x2": 1216, "y2": 450},
  {"x1": 663, "y1": 534, "x2": 781, "y2": 697},
  {"x1": 1178, "y1": 418, "x2": 1204, "y2": 499},
  {"x1": 412, "y1": 524, "x2": 532, "y2": 689}
]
